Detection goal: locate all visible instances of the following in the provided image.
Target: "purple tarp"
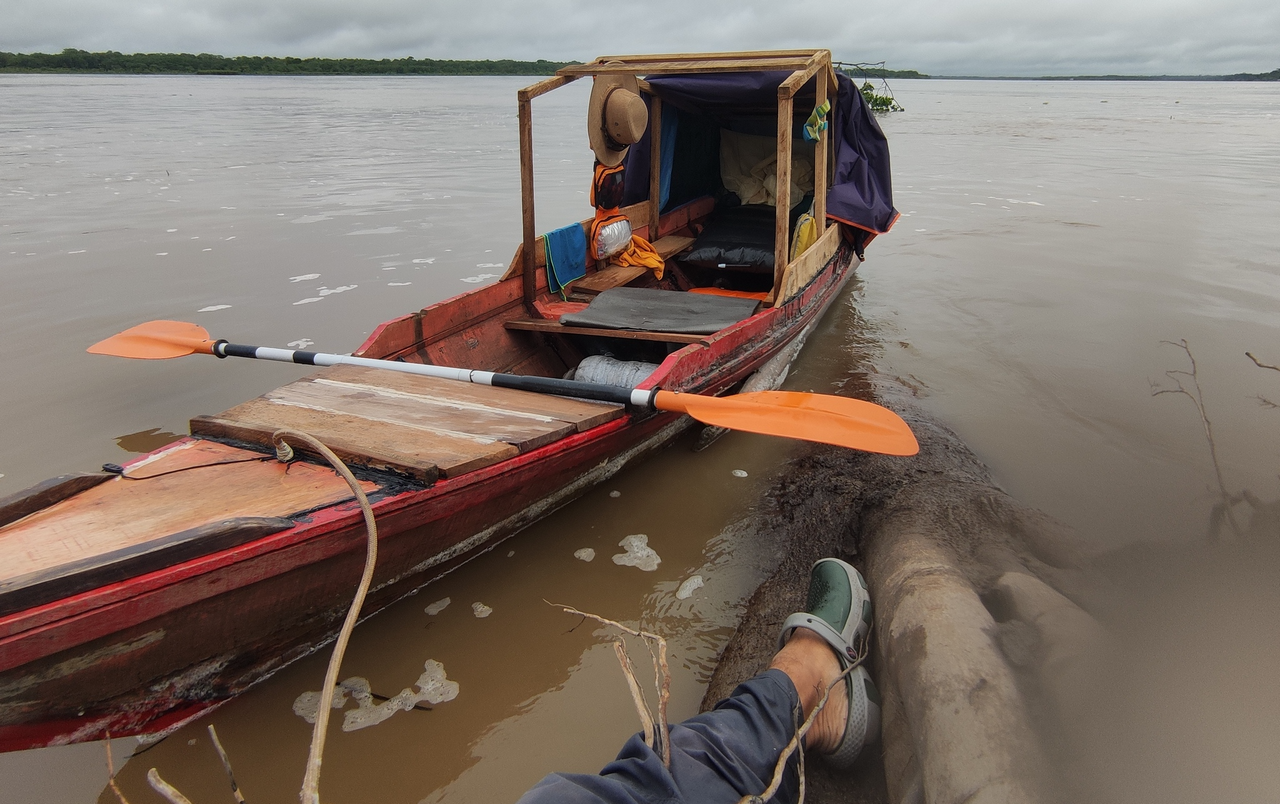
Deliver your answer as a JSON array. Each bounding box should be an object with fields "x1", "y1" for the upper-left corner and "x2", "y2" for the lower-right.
[{"x1": 622, "y1": 71, "x2": 898, "y2": 237}]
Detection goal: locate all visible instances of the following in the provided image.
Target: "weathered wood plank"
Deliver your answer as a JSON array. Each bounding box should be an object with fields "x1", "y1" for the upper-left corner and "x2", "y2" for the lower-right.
[
  {"x1": 0, "y1": 473, "x2": 112, "y2": 529},
  {"x1": 190, "y1": 363, "x2": 623, "y2": 480},
  {"x1": 779, "y1": 221, "x2": 840, "y2": 303},
  {"x1": 264, "y1": 380, "x2": 576, "y2": 453},
  {"x1": 779, "y1": 51, "x2": 831, "y2": 95},
  {"x1": 814, "y1": 72, "x2": 828, "y2": 233},
  {"x1": 582, "y1": 50, "x2": 819, "y2": 64},
  {"x1": 309, "y1": 365, "x2": 622, "y2": 433},
  {"x1": 517, "y1": 74, "x2": 577, "y2": 102},
  {"x1": 191, "y1": 405, "x2": 506, "y2": 482},
  {"x1": 653, "y1": 234, "x2": 696, "y2": 257},
  {"x1": 0, "y1": 517, "x2": 294, "y2": 617},
  {"x1": 572, "y1": 263, "x2": 648, "y2": 295},
  {"x1": 560, "y1": 56, "x2": 812, "y2": 76},
  {"x1": 772, "y1": 92, "x2": 794, "y2": 304},
  {"x1": 504, "y1": 319, "x2": 706, "y2": 344},
  {"x1": 649, "y1": 95, "x2": 662, "y2": 233},
  {"x1": 519, "y1": 95, "x2": 537, "y2": 313},
  {"x1": 0, "y1": 441, "x2": 373, "y2": 583}
]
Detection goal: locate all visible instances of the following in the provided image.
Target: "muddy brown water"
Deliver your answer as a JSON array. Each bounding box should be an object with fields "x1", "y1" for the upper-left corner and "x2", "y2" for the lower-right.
[{"x1": 1, "y1": 76, "x2": 1278, "y2": 803}]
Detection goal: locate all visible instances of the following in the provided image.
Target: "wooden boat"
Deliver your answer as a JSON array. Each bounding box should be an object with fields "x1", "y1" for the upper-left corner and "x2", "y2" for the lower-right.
[{"x1": 0, "y1": 50, "x2": 898, "y2": 752}]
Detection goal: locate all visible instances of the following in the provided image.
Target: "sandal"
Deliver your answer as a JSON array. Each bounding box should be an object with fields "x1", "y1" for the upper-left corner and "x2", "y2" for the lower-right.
[{"x1": 778, "y1": 558, "x2": 881, "y2": 768}]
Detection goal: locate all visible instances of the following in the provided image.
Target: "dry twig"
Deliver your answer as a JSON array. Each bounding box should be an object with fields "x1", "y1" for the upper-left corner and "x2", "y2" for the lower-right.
[
  {"x1": 208, "y1": 725, "x2": 247, "y2": 804},
  {"x1": 612, "y1": 640, "x2": 656, "y2": 747},
  {"x1": 547, "y1": 602, "x2": 672, "y2": 767},
  {"x1": 1246, "y1": 352, "x2": 1280, "y2": 373},
  {"x1": 1246, "y1": 352, "x2": 1280, "y2": 408},
  {"x1": 147, "y1": 768, "x2": 194, "y2": 804},
  {"x1": 1152, "y1": 340, "x2": 1242, "y2": 538},
  {"x1": 103, "y1": 736, "x2": 132, "y2": 804}
]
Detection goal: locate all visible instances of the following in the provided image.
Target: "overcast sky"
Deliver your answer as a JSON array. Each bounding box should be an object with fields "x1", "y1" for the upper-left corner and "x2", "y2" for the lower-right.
[{"x1": 3, "y1": 0, "x2": 1278, "y2": 76}]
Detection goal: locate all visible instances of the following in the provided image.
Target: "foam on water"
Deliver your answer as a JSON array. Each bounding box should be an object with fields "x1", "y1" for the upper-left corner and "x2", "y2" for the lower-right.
[
  {"x1": 612, "y1": 534, "x2": 660, "y2": 572},
  {"x1": 292, "y1": 660, "x2": 459, "y2": 732},
  {"x1": 472, "y1": 602, "x2": 492, "y2": 618},
  {"x1": 676, "y1": 575, "x2": 704, "y2": 600},
  {"x1": 317, "y1": 285, "x2": 357, "y2": 296},
  {"x1": 424, "y1": 597, "x2": 450, "y2": 615},
  {"x1": 573, "y1": 548, "x2": 595, "y2": 562}
]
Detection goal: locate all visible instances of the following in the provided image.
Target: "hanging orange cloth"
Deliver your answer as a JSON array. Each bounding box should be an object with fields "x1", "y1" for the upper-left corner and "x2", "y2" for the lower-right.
[
  {"x1": 587, "y1": 160, "x2": 664, "y2": 279},
  {"x1": 612, "y1": 235, "x2": 665, "y2": 280}
]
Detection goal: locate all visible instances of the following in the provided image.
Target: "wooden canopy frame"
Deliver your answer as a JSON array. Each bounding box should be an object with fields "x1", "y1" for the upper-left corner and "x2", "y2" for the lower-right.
[{"x1": 515, "y1": 50, "x2": 838, "y2": 312}]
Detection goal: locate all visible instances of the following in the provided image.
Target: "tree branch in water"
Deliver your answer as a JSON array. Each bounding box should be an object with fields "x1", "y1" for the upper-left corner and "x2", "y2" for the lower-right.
[{"x1": 1151, "y1": 339, "x2": 1242, "y2": 539}]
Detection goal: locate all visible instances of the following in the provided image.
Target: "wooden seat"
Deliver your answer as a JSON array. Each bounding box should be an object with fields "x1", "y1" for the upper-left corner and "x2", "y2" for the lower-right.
[
  {"x1": 503, "y1": 318, "x2": 705, "y2": 344},
  {"x1": 190, "y1": 364, "x2": 624, "y2": 482},
  {"x1": 571, "y1": 235, "x2": 697, "y2": 296}
]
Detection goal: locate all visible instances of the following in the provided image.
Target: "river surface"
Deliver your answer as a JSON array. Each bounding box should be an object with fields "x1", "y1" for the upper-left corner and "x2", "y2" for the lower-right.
[{"x1": 1, "y1": 76, "x2": 1278, "y2": 803}]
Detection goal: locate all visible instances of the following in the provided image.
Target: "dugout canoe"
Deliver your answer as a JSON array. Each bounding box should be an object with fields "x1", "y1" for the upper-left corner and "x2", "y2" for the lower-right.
[{"x1": 0, "y1": 50, "x2": 898, "y2": 751}]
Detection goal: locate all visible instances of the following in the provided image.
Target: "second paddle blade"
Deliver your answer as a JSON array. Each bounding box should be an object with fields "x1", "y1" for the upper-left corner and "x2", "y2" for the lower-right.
[
  {"x1": 661, "y1": 390, "x2": 919, "y2": 455},
  {"x1": 88, "y1": 320, "x2": 216, "y2": 359}
]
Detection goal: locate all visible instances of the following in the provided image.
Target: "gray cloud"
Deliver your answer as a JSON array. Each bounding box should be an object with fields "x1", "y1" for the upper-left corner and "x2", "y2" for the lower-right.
[{"x1": 2, "y1": 0, "x2": 1277, "y2": 75}]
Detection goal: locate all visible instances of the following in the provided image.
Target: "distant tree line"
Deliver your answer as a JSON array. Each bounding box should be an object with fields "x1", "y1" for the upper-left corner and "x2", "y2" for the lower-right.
[
  {"x1": 0, "y1": 49, "x2": 576, "y2": 75},
  {"x1": 1219, "y1": 68, "x2": 1280, "y2": 81},
  {"x1": 837, "y1": 64, "x2": 929, "y2": 80}
]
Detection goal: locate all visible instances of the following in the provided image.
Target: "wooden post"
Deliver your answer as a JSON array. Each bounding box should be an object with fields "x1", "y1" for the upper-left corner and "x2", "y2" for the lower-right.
[
  {"x1": 648, "y1": 96, "x2": 662, "y2": 237},
  {"x1": 518, "y1": 94, "x2": 537, "y2": 315},
  {"x1": 814, "y1": 74, "x2": 828, "y2": 235},
  {"x1": 772, "y1": 90, "x2": 793, "y2": 302}
]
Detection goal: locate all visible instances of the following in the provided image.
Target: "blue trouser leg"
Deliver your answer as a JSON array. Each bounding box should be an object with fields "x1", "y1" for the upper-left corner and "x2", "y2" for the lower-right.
[{"x1": 515, "y1": 668, "x2": 803, "y2": 804}]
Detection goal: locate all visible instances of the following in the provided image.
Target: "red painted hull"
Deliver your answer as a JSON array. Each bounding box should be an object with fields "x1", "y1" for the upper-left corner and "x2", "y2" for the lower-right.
[{"x1": 0, "y1": 241, "x2": 855, "y2": 752}]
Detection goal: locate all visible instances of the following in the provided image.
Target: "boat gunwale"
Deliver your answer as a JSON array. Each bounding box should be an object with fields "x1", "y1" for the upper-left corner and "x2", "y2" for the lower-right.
[{"x1": 0, "y1": 241, "x2": 852, "y2": 664}]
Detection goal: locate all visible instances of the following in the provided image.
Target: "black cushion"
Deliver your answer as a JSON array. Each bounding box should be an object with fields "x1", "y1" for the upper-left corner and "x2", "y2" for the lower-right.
[
  {"x1": 559, "y1": 287, "x2": 758, "y2": 335},
  {"x1": 683, "y1": 197, "x2": 813, "y2": 273}
]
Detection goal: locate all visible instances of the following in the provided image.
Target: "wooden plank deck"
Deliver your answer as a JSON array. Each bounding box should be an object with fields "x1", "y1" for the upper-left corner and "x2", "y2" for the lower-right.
[
  {"x1": 0, "y1": 440, "x2": 371, "y2": 585},
  {"x1": 190, "y1": 364, "x2": 624, "y2": 481}
]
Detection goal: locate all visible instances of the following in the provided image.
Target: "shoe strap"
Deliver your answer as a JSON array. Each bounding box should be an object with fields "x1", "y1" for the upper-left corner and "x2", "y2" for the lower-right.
[{"x1": 779, "y1": 611, "x2": 860, "y2": 667}]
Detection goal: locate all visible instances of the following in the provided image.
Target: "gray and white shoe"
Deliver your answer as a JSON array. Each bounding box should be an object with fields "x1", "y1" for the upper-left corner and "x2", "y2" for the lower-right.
[{"x1": 778, "y1": 558, "x2": 881, "y2": 768}]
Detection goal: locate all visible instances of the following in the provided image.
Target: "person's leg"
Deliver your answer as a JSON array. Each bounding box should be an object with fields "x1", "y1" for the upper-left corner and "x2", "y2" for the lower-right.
[
  {"x1": 516, "y1": 559, "x2": 872, "y2": 804},
  {"x1": 768, "y1": 627, "x2": 849, "y2": 754}
]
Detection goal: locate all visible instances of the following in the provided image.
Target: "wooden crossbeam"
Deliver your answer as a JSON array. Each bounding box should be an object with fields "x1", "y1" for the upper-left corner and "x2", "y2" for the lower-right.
[{"x1": 504, "y1": 319, "x2": 705, "y2": 344}]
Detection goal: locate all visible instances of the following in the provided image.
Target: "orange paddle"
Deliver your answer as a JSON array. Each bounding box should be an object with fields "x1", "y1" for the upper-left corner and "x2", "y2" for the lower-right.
[{"x1": 89, "y1": 320, "x2": 918, "y2": 456}]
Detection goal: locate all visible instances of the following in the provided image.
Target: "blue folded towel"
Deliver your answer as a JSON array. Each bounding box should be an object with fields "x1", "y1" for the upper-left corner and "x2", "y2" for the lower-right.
[{"x1": 543, "y1": 223, "x2": 588, "y2": 296}]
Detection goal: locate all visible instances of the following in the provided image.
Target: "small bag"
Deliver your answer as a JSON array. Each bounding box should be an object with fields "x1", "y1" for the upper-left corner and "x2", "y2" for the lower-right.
[
  {"x1": 590, "y1": 211, "x2": 632, "y2": 260},
  {"x1": 591, "y1": 161, "x2": 627, "y2": 210}
]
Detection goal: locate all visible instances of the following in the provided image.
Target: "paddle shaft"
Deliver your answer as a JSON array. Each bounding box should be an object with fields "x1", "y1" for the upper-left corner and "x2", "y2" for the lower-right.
[{"x1": 213, "y1": 341, "x2": 658, "y2": 408}]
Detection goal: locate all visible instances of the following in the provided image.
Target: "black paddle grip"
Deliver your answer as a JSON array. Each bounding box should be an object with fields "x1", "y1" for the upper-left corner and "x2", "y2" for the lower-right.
[{"x1": 489, "y1": 374, "x2": 637, "y2": 406}]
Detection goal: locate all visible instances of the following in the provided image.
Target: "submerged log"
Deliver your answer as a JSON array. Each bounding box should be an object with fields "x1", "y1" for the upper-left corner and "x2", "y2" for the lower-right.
[{"x1": 702, "y1": 379, "x2": 1106, "y2": 804}]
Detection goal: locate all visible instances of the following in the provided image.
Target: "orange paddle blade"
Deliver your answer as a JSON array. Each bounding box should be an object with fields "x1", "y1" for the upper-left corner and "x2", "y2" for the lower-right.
[
  {"x1": 653, "y1": 389, "x2": 919, "y2": 455},
  {"x1": 88, "y1": 320, "x2": 217, "y2": 359}
]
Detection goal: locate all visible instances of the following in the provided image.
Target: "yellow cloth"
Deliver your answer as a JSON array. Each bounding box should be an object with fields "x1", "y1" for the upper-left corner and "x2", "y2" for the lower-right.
[
  {"x1": 790, "y1": 209, "x2": 818, "y2": 261},
  {"x1": 613, "y1": 235, "x2": 665, "y2": 280}
]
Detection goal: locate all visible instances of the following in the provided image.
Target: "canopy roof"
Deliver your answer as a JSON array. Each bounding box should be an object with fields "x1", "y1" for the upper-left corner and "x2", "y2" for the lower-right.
[{"x1": 513, "y1": 51, "x2": 898, "y2": 312}]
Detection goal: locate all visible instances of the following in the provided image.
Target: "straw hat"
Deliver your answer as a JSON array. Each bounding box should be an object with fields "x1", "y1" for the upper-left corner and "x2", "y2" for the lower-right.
[{"x1": 587, "y1": 69, "x2": 648, "y2": 167}]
